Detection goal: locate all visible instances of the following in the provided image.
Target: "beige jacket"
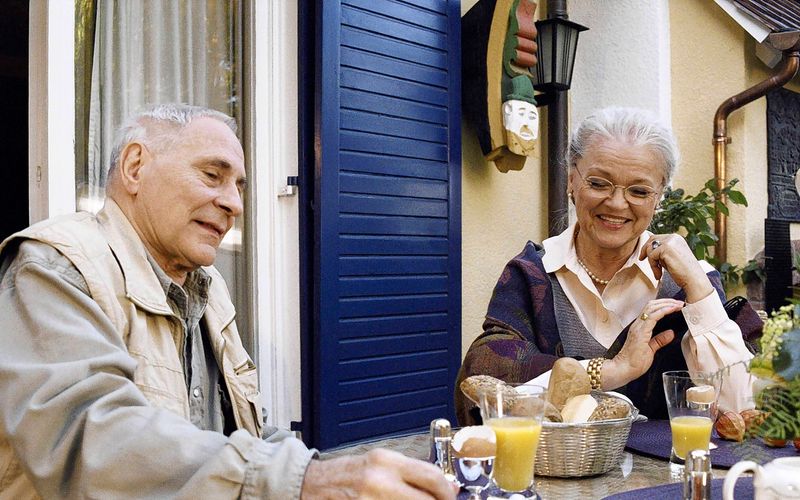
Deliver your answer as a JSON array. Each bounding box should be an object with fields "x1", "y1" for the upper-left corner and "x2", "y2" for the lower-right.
[{"x1": 0, "y1": 201, "x2": 313, "y2": 499}]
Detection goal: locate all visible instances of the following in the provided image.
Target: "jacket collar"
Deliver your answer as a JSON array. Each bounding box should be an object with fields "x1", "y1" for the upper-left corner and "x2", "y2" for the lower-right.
[
  {"x1": 97, "y1": 200, "x2": 239, "y2": 328},
  {"x1": 97, "y1": 200, "x2": 174, "y2": 315},
  {"x1": 97, "y1": 200, "x2": 237, "y2": 324}
]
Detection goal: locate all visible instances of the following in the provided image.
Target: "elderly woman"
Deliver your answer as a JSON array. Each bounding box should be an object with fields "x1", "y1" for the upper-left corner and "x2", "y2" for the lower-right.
[{"x1": 456, "y1": 107, "x2": 760, "y2": 425}]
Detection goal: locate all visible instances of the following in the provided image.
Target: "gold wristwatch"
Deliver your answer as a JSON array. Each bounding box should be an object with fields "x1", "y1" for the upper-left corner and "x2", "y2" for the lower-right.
[{"x1": 587, "y1": 357, "x2": 606, "y2": 390}]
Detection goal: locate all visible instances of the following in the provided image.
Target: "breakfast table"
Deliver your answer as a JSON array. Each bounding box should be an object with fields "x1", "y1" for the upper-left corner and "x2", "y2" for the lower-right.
[{"x1": 319, "y1": 426, "x2": 735, "y2": 499}]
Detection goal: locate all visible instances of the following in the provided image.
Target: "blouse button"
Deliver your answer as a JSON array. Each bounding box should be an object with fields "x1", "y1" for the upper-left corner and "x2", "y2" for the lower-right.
[{"x1": 192, "y1": 388, "x2": 201, "y2": 398}]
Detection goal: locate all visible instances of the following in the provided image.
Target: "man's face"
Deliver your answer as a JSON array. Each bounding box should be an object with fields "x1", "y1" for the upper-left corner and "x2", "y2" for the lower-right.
[
  {"x1": 131, "y1": 117, "x2": 245, "y2": 278},
  {"x1": 502, "y1": 100, "x2": 539, "y2": 156}
]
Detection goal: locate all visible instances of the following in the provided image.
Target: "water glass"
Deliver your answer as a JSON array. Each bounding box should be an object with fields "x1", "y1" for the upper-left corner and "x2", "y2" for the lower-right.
[{"x1": 662, "y1": 370, "x2": 722, "y2": 477}]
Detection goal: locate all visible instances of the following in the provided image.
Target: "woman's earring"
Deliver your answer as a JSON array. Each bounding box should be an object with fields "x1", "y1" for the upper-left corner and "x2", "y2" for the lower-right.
[{"x1": 568, "y1": 191, "x2": 574, "y2": 203}]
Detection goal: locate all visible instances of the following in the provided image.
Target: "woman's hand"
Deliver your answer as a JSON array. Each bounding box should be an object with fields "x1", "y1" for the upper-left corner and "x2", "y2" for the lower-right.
[
  {"x1": 639, "y1": 234, "x2": 714, "y2": 303},
  {"x1": 602, "y1": 298, "x2": 684, "y2": 390}
]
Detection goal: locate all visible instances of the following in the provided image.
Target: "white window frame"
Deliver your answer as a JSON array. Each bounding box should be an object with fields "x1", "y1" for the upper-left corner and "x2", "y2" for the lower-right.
[
  {"x1": 253, "y1": 0, "x2": 302, "y2": 429},
  {"x1": 29, "y1": 0, "x2": 76, "y2": 222},
  {"x1": 30, "y1": 0, "x2": 303, "y2": 429}
]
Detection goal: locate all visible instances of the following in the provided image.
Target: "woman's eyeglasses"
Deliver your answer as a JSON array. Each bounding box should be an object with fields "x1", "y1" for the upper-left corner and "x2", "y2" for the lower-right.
[{"x1": 575, "y1": 165, "x2": 662, "y2": 206}]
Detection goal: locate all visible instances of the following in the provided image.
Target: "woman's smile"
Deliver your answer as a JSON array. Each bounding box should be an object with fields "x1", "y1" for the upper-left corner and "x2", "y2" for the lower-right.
[{"x1": 596, "y1": 214, "x2": 631, "y2": 229}]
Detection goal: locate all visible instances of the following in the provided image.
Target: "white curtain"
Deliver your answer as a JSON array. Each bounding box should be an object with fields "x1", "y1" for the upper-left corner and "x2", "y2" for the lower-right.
[
  {"x1": 81, "y1": 0, "x2": 235, "y2": 211},
  {"x1": 78, "y1": 1, "x2": 249, "y2": 343}
]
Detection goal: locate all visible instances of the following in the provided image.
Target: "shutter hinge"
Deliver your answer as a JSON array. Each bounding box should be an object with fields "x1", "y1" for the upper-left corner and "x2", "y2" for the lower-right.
[{"x1": 278, "y1": 176, "x2": 299, "y2": 197}]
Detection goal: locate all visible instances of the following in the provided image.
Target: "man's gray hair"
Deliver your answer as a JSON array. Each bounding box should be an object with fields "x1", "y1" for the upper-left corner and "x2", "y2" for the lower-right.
[
  {"x1": 566, "y1": 107, "x2": 679, "y2": 186},
  {"x1": 108, "y1": 103, "x2": 237, "y2": 177}
]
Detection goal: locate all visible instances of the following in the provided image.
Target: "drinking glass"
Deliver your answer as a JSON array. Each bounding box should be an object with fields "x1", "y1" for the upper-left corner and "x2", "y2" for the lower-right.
[
  {"x1": 662, "y1": 370, "x2": 722, "y2": 477},
  {"x1": 478, "y1": 384, "x2": 547, "y2": 499},
  {"x1": 452, "y1": 424, "x2": 496, "y2": 500},
  {"x1": 454, "y1": 454, "x2": 494, "y2": 500}
]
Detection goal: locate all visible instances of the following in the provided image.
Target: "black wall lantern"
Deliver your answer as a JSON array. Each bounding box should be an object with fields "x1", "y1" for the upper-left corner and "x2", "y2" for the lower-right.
[{"x1": 532, "y1": 18, "x2": 588, "y2": 93}]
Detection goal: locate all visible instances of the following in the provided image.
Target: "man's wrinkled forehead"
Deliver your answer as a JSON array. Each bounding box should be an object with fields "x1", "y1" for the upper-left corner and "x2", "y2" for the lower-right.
[
  {"x1": 138, "y1": 115, "x2": 238, "y2": 149},
  {"x1": 136, "y1": 117, "x2": 185, "y2": 153}
]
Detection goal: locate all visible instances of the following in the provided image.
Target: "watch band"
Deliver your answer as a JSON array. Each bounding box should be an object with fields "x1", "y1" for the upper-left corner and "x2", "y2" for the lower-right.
[{"x1": 587, "y1": 357, "x2": 606, "y2": 390}]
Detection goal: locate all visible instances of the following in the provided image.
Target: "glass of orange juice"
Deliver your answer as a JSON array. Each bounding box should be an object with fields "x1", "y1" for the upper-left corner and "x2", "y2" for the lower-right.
[
  {"x1": 663, "y1": 370, "x2": 722, "y2": 477},
  {"x1": 478, "y1": 383, "x2": 546, "y2": 499}
]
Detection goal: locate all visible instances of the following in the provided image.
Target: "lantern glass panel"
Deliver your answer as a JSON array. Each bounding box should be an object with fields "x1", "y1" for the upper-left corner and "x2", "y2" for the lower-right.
[
  {"x1": 533, "y1": 22, "x2": 553, "y2": 86},
  {"x1": 532, "y1": 18, "x2": 587, "y2": 92}
]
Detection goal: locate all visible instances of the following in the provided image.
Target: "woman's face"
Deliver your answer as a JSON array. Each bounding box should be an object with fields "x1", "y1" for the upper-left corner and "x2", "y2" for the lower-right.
[{"x1": 569, "y1": 137, "x2": 664, "y2": 254}]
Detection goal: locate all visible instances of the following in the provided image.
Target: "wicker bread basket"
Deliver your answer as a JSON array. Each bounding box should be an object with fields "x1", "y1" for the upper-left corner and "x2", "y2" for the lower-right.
[{"x1": 535, "y1": 392, "x2": 638, "y2": 477}]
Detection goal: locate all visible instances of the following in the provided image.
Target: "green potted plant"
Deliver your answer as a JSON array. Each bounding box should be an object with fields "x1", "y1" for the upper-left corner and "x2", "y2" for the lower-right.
[
  {"x1": 649, "y1": 178, "x2": 763, "y2": 290},
  {"x1": 746, "y1": 305, "x2": 800, "y2": 448}
]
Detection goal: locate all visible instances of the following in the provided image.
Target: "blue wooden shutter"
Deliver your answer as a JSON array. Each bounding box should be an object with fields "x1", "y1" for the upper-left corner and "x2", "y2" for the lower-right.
[{"x1": 315, "y1": 0, "x2": 461, "y2": 449}]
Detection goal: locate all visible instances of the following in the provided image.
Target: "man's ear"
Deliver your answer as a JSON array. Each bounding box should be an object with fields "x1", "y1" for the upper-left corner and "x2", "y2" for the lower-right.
[{"x1": 117, "y1": 142, "x2": 150, "y2": 195}]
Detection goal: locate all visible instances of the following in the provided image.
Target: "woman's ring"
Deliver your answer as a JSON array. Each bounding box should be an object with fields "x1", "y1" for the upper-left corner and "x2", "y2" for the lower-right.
[
  {"x1": 651, "y1": 240, "x2": 662, "y2": 250},
  {"x1": 640, "y1": 312, "x2": 649, "y2": 321}
]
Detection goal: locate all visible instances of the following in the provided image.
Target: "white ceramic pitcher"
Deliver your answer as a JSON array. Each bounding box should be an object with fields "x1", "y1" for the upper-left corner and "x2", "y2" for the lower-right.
[{"x1": 723, "y1": 456, "x2": 800, "y2": 499}]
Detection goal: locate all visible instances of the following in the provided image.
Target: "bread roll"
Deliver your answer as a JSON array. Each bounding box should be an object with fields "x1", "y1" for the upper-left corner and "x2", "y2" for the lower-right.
[
  {"x1": 509, "y1": 396, "x2": 563, "y2": 423},
  {"x1": 588, "y1": 397, "x2": 631, "y2": 421},
  {"x1": 561, "y1": 394, "x2": 598, "y2": 423},
  {"x1": 547, "y1": 357, "x2": 592, "y2": 410},
  {"x1": 460, "y1": 375, "x2": 517, "y2": 406}
]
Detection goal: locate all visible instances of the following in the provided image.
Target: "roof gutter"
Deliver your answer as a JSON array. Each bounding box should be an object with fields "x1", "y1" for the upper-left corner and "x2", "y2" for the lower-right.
[{"x1": 713, "y1": 43, "x2": 799, "y2": 264}]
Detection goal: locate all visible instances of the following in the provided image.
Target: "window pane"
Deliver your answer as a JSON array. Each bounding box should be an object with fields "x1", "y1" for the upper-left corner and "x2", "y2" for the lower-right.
[{"x1": 74, "y1": 0, "x2": 251, "y2": 349}]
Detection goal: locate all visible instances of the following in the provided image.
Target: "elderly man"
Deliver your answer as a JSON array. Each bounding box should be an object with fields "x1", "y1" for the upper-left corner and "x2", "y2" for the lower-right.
[{"x1": 0, "y1": 104, "x2": 455, "y2": 499}]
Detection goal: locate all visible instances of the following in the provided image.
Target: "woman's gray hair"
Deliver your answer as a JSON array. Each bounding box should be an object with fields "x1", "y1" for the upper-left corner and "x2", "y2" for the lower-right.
[
  {"x1": 566, "y1": 107, "x2": 679, "y2": 186},
  {"x1": 108, "y1": 103, "x2": 237, "y2": 177}
]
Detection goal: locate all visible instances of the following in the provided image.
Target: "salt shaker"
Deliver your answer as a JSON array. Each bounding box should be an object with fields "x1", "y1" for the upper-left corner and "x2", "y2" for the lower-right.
[
  {"x1": 683, "y1": 449, "x2": 712, "y2": 500},
  {"x1": 428, "y1": 418, "x2": 455, "y2": 479}
]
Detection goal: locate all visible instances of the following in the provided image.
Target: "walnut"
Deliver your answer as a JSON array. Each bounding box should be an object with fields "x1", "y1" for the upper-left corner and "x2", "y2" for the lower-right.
[
  {"x1": 762, "y1": 437, "x2": 787, "y2": 448},
  {"x1": 715, "y1": 411, "x2": 745, "y2": 442},
  {"x1": 739, "y1": 409, "x2": 766, "y2": 434}
]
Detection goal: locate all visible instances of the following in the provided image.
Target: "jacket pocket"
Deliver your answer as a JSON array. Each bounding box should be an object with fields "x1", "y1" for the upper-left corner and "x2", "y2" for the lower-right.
[{"x1": 229, "y1": 360, "x2": 264, "y2": 438}]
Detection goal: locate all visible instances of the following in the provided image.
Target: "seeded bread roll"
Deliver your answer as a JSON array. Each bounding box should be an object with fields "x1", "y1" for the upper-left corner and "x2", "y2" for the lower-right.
[
  {"x1": 461, "y1": 375, "x2": 563, "y2": 422},
  {"x1": 460, "y1": 375, "x2": 517, "y2": 406},
  {"x1": 547, "y1": 357, "x2": 592, "y2": 410},
  {"x1": 588, "y1": 397, "x2": 631, "y2": 421}
]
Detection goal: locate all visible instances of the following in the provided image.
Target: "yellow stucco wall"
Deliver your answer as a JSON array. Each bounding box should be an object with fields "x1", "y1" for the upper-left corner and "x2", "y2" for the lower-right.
[
  {"x1": 671, "y1": 0, "x2": 800, "y2": 296},
  {"x1": 459, "y1": 0, "x2": 800, "y2": 357},
  {"x1": 460, "y1": 1, "x2": 548, "y2": 356}
]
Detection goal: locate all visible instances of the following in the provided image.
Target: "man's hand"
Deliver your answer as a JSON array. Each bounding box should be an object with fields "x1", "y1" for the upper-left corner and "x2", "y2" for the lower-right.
[{"x1": 300, "y1": 448, "x2": 457, "y2": 500}]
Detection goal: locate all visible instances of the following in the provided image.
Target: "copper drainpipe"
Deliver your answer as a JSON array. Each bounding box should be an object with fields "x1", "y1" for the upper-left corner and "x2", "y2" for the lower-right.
[{"x1": 713, "y1": 49, "x2": 799, "y2": 264}]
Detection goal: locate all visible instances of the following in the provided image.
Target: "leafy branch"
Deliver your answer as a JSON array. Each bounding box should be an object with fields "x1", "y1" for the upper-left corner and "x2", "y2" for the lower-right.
[
  {"x1": 753, "y1": 377, "x2": 800, "y2": 440},
  {"x1": 648, "y1": 178, "x2": 763, "y2": 290},
  {"x1": 747, "y1": 306, "x2": 800, "y2": 442}
]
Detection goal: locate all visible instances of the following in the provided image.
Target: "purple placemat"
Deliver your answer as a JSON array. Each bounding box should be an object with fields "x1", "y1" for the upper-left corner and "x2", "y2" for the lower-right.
[
  {"x1": 602, "y1": 477, "x2": 752, "y2": 500},
  {"x1": 626, "y1": 420, "x2": 799, "y2": 468}
]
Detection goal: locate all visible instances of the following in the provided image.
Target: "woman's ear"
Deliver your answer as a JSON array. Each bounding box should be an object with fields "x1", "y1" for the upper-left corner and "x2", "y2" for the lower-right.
[
  {"x1": 117, "y1": 142, "x2": 149, "y2": 195},
  {"x1": 567, "y1": 168, "x2": 579, "y2": 196}
]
